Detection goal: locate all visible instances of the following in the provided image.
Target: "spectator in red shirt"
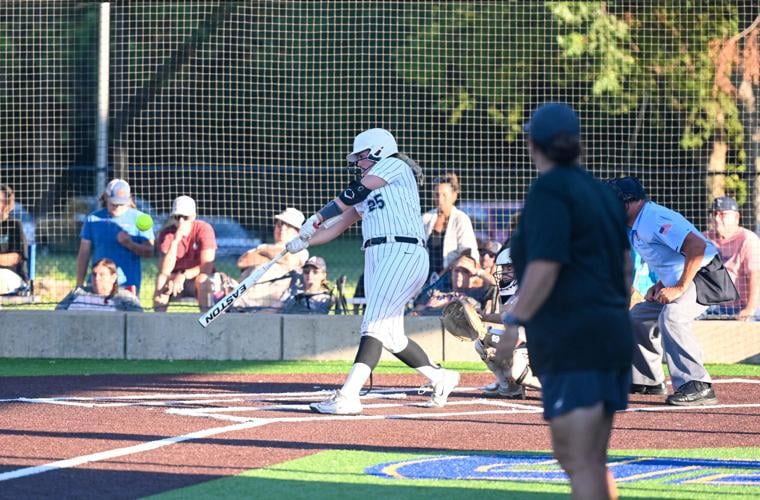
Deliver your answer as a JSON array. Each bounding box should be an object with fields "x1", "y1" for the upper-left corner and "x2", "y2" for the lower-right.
[
  {"x1": 703, "y1": 196, "x2": 760, "y2": 321},
  {"x1": 154, "y1": 196, "x2": 217, "y2": 312}
]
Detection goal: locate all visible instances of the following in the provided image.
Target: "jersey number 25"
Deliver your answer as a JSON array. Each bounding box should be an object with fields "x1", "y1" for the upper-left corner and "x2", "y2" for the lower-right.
[{"x1": 367, "y1": 193, "x2": 385, "y2": 212}]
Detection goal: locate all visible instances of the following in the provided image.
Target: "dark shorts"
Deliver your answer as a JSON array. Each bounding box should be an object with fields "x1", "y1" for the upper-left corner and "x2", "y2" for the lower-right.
[{"x1": 539, "y1": 369, "x2": 631, "y2": 420}]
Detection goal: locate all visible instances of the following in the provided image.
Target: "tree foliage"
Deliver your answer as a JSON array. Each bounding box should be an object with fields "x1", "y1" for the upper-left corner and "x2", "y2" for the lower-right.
[{"x1": 397, "y1": 1, "x2": 758, "y2": 206}]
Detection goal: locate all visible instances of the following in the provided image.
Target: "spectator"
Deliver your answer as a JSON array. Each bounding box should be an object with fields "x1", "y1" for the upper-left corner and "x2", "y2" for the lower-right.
[
  {"x1": 477, "y1": 240, "x2": 502, "y2": 286},
  {"x1": 99, "y1": 178, "x2": 134, "y2": 208},
  {"x1": 234, "y1": 207, "x2": 308, "y2": 310},
  {"x1": 75, "y1": 179, "x2": 154, "y2": 294},
  {"x1": 607, "y1": 176, "x2": 729, "y2": 406},
  {"x1": 412, "y1": 254, "x2": 496, "y2": 315},
  {"x1": 422, "y1": 173, "x2": 479, "y2": 279},
  {"x1": 57, "y1": 258, "x2": 143, "y2": 311},
  {"x1": 703, "y1": 196, "x2": 760, "y2": 321},
  {"x1": 279, "y1": 256, "x2": 335, "y2": 314},
  {"x1": 506, "y1": 103, "x2": 633, "y2": 499},
  {"x1": 154, "y1": 196, "x2": 217, "y2": 312},
  {"x1": 0, "y1": 184, "x2": 29, "y2": 295}
]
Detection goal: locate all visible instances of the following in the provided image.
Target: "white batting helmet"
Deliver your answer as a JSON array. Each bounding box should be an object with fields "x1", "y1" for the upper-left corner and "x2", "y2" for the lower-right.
[
  {"x1": 347, "y1": 128, "x2": 398, "y2": 163},
  {"x1": 494, "y1": 248, "x2": 517, "y2": 301}
]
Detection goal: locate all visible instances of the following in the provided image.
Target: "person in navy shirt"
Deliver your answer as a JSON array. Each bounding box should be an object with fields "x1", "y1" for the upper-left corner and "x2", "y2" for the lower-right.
[
  {"x1": 75, "y1": 179, "x2": 155, "y2": 294},
  {"x1": 607, "y1": 176, "x2": 718, "y2": 406},
  {"x1": 507, "y1": 103, "x2": 633, "y2": 500}
]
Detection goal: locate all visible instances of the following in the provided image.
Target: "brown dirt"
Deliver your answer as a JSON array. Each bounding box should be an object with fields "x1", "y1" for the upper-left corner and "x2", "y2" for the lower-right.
[{"x1": 0, "y1": 373, "x2": 757, "y2": 498}]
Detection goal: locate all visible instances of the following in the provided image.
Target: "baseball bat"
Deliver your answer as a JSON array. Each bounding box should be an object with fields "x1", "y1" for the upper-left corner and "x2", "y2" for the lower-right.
[
  {"x1": 197, "y1": 215, "x2": 343, "y2": 328},
  {"x1": 198, "y1": 248, "x2": 288, "y2": 327}
]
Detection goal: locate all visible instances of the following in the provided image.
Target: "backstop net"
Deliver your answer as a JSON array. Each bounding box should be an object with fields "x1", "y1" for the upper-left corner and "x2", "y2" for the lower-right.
[{"x1": 1, "y1": 1, "x2": 758, "y2": 315}]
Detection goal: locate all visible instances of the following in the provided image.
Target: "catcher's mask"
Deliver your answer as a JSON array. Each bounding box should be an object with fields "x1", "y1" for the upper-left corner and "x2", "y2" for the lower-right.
[
  {"x1": 346, "y1": 128, "x2": 398, "y2": 176},
  {"x1": 494, "y1": 248, "x2": 517, "y2": 303}
]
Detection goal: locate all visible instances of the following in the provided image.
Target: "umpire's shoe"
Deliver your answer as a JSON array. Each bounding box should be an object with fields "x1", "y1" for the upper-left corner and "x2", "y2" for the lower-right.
[
  {"x1": 310, "y1": 390, "x2": 362, "y2": 415},
  {"x1": 629, "y1": 382, "x2": 667, "y2": 395},
  {"x1": 666, "y1": 381, "x2": 718, "y2": 406}
]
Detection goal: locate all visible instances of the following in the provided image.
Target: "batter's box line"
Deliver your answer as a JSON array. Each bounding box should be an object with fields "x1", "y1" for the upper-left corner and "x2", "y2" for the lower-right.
[
  {"x1": 167, "y1": 398, "x2": 544, "y2": 422},
  {"x1": 0, "y1": 386, "x2": 494, "y2": 408}
]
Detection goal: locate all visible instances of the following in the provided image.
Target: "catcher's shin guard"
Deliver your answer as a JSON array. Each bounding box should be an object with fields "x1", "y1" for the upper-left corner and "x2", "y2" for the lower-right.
[{"x1": 512, "y1": 343, "x2": 541, "y2": 391}]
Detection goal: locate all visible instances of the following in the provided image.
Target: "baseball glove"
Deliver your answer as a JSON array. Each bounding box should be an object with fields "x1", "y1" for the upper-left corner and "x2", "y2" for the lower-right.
[{"x1": 442, "y1": 297, "x2": 486, "y2": 342}]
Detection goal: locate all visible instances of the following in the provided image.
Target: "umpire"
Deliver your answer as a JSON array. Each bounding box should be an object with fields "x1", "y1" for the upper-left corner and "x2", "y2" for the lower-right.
[
  {"x1": 504, "y1": 102, "x2": 633, "y2": 500},
  {"x1": 607, "y1": 176, "x2": 724, "y2": 406}
]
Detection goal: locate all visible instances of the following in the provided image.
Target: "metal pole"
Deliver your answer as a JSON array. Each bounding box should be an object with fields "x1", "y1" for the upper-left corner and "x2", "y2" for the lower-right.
[{"x1": 95, "y1": 2, "x2": 110, "y2": 198}]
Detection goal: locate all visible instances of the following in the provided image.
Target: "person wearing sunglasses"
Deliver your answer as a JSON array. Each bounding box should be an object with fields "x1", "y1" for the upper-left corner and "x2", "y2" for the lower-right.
[
  {"x1": 703, "y1": 196, "x2": 760, "y2": 321},
  {"x1": 477, "y1": 239, "x2": 502, "y2": 286},
  {"x1": 233, "y1": 207, "x2": 308, "y2": 311},
  {"x1": 154, "y1": 195, "x2": 217, "y2": 312}
]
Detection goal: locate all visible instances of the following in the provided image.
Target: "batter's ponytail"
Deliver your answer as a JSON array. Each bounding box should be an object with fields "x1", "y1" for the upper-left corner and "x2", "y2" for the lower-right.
[{"x1": 395, "y1": 152, "x2": 425, "y2": 187}]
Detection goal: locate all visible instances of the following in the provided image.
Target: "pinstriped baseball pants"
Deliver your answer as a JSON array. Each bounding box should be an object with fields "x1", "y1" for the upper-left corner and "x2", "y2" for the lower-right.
[{"x1": 361, "y1": 242, "x2": 429, "y2": 353}]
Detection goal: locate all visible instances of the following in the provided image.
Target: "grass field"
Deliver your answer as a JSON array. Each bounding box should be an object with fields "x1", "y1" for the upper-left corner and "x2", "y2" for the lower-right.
[
  {"x1": 25, "y1": 236, "x2": 366, "y2": 310},
  {"x1": 1, "y1": 358, "x2": 758, "y2": 378}
]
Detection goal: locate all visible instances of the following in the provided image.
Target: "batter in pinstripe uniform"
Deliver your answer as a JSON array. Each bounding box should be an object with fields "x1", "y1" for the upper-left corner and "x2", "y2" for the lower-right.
[{"x1": 286, "y1": 128, "x2": 460, "y2": 414}]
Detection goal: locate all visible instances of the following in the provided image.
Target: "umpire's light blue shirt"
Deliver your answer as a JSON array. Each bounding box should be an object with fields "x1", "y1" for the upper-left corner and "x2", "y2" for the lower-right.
[{"x1": 630, "y1": 201, "x2": 717, "y2": 287}]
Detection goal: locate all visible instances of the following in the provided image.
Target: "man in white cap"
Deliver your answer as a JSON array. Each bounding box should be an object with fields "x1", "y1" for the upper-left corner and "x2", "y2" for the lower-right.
[
  {"x1": 233, "y1": 207, "x2": 309, "y2": 310},
  {"x1": 154, "y1": 195, "x2": 218, "y2": 312},
  {"x1": 76, "y1": 179, "x2": 155, "y2": 295}
]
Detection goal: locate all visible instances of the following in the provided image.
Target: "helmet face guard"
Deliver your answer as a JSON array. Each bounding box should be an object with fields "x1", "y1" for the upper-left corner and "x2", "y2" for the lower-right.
[{"x1": 494, "y1": 248, "x2": 517, "y2": 303}]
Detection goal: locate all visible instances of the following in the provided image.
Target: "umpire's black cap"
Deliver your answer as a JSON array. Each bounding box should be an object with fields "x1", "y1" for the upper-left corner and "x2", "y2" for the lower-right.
[
  {"x1": 606, "y1": 176, "x2": 648, "y2": 203},
  {"x1": 523, "y1": 102, "x2": 580, "y2": 148}
]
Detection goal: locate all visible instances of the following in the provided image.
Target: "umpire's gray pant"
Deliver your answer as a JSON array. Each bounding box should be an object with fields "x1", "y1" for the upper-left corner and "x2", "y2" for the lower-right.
[{"x1": 630, "y1": 283, "x2": 711, "y2": 390}]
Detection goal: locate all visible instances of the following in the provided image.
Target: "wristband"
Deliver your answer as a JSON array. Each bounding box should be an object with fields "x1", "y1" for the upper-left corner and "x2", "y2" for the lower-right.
[{"x1": 501, "y1": 312, "x2": 522, "y2": 326}]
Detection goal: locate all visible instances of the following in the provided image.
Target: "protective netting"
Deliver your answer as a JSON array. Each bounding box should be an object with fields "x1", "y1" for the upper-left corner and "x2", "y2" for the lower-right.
[{"x1": 0, "y1": 1, "x2": 758, "y2": 317}]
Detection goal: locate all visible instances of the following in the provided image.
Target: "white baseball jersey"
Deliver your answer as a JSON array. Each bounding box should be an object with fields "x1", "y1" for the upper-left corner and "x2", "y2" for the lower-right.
[
  {"x1": 354, "y1": 156, "x2": 426, "y2": 243},
  {"x1": 352, "y1": 155, "x2": 429, "y2": 351}
]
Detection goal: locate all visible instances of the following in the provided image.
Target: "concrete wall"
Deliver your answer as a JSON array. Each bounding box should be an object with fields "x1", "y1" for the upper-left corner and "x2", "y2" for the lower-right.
[{"x1": 1, "y1": 311, "x2": 758, "y2": 364}]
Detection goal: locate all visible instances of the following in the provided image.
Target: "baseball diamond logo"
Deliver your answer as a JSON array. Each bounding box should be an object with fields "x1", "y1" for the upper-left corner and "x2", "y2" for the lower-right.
[{"x1": 365, "y1": 454, "x2": 760, "y2": 485}]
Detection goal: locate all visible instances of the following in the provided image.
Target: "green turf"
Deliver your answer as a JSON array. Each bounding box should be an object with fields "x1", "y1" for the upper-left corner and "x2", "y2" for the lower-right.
[
  {"x1": 147, "y1": 448, "x2": 760, "y2": 500},
  {"x1": 0, "y1": 358, "x2": 758, "y2": 378},
  {"x1": 0, "y1": 359, "x2": 493, "y2": 377}
]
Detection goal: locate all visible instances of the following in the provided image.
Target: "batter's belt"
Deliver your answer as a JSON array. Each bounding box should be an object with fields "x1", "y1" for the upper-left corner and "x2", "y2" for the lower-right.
[{"x1": 363, "y1": 236, "x2": 423, "y2": 249}]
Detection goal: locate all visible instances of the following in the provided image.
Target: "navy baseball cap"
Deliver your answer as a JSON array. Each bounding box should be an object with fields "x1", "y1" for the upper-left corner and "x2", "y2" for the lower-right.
[
  {"x1": 712, "y1": 196, "x2": 739, "y2": 212},
  {"x1": 523, "y1": 102, "x2": 580, "y2": 148},
  {"x1": 606, "y1": 176, "x2": 647, "y2": 203}
]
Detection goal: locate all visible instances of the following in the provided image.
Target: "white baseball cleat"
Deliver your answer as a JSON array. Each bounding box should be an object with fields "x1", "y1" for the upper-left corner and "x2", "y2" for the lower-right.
[
  {"x1": 309, "y1": 390, "x2": 363, "y2": 415},
  {"x1": 426, "y1": 368, "x2": 460, "y2": 408}
]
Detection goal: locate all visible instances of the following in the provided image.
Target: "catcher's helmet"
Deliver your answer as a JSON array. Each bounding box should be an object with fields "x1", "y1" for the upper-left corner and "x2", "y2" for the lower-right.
[
  {"x1": 494, "y1": 248, "x2": 517, "y2": 302},
  {"x1": 347, "y1": 128, "x2": 398, "y2": 164}
]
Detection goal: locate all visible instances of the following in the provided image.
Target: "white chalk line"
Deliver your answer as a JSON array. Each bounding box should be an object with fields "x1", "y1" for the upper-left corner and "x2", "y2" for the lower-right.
[
  {"x1": 0, "y1": 419, "x2": 270, "y2": 482},
  {"x1": 0, "y1": 387, "x2": 546, "y2": 482}
]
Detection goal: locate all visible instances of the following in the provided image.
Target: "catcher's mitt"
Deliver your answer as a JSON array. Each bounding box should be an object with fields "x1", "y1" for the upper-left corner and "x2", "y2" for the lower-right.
[{"x1": 442, "y1": 297, "x2": 486, "y2": 342}]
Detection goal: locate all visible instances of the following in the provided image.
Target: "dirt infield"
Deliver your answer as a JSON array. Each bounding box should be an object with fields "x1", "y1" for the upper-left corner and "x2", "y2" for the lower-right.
[{"x1": 0, "y1": 372, "x2": 759, "y2": 498}]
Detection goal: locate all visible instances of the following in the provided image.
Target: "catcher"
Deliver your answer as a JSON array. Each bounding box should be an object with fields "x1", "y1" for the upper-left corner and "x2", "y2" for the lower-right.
[{"x1": 442, "y1": 248, "x2": 541, "y2": 399}]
